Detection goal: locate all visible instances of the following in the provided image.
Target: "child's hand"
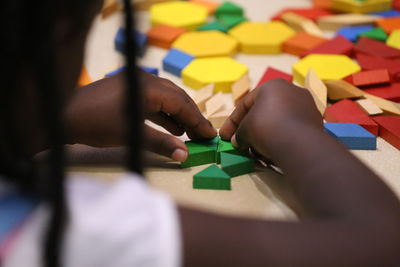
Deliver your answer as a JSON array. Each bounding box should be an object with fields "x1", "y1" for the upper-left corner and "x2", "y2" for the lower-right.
[{"x1": 219, "y1": 79, "x2": 323, "y2": 158}]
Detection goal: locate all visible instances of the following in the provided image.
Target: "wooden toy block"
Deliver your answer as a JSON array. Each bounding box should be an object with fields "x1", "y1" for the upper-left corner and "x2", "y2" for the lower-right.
[
  {"x1": 363, "y1": 83, "x2": 400, "y2": 102},
  {"x1": 162, "y1": 48, "x2": 195, "y2": 77},
  {"x1": 206, "y1": 92, "x2": 226, "y2": 117},
  {"x1": 189, "y1": 0, "x2": 220, "y2": 14},
  {"x1": 147, "y1": 24, "x2": 187, "y2": 49},
  {"x1": 355, "y1": 37, "x2": 400, "y2": 59},
  {"x1": 228, "y1": 21, "x2": 295, "y2": 54},
  {"x1": 218, "y1": 15, "x2": 247, "y2": 30},
  {"x1": 305, "y1": 69, "x2": 328, "y2": 115},
  {"x1": 181, "y1": 137, "x2": 219, "y2": 168},
  {"x1": 221, "y1": 152, "x2": 255, "y2": 178},
  {"x1": 301, "y1": 35, "x2": 354, "y2": 58},
  {"x1": 215, "y1": 138, "x2": 243, "y2": 164},
  {"x1": 197, "y1": 21, "x2": 228, "y2": 33},
  {"x1": 208, "y1": 107, "x2": 234, "y2": 129},
  {"x1": 363, "y1": 92, "x2": 400, "y2": 115},
  {"x1": 281, "y1": 12, "x2": 324, "y2": 37},
  {"x1": 102, "y1": 0, "x2": 121, "y2": 19},
  {"x1": 134, "y1": 0, "x2": 175, "y2": 11},
  {"x1": 324, "y1": 99, "x2": 379, "y2": 135},
  {"x1": 272, "y1": 7, "x2": 332, "y2": 22},
  {"x1": 387, "y1": 30, "x2": 400, "y2": 49},
  {"x1": 325, "y1": 80, "x2": 364, "y2": 100},
  {"x1": 77, "y1": 66, "x2": 92, "y2": 88},
  {"x1": 257, "y1": 67, "x2": 293, "y2": 87},
  {"x1": 150, "y1": 2, "x2": 208, "y2": 30},
  {"x1": 140, "y1": 66, "x2": 159, "y2": 76},
  {"x1": 317, "y1": 14, "x2": 378, "y2": 31},
  {"x1": 372, "y1": 116, "x2": 400, "y2": 150},
  {"x1": 232, "y1": 74, "x2": 250, "y2": 105},
  {"x1": 377, "y1": 17, "x2": 400, "y2": 34},
  {"x1": 331, "y1": 0, "x2": 392, "y2": 14},
  {"x1": 337, "y1": 25, "x2": 374, "y2": 42},
  {"x1": 372, "y1": 9, "x2": 400, "y2": 17},
  {"x1": 359, "y1": 27, "x2": 388, "y2": 41},
  {"x1": 182, "y1": 57, "x2": 248, "y2": 92},
  {"x1": 293, "y1": 54, "x2": 361, "y2": 86},
  {"x1": 355, "y1": 53, "x2": 400, "y2": 79},
  {"x1": 115, "y1": 28, "x2": 148, "y2": 57},
  {"x1": 356, "y1": 99, "x2": 384, "y2": 115},
  {"x1": 172, "y1": 31, "x2": 238, "y2": 58},
  {"x1": 324, "y1": 123, "x2": 377, "y2": 150},
  {"x1": 215, "y1": 1, "x2": 244, "y2": 18},
  {"x1": 344, "y1": 69, "x2": 391, "y2": 87},
  {"x1": 193, "y1": 83, "x2": 214, "y2": 112},
  {"x1": 193, "y1": 164, "x2": 231, "y2": 190},
  {"x1": 283, "y1": 32, "x2": 328, "y2": 56},
  {"x1": 313, "y1": 0, "x2": 333, "y2": 10}
]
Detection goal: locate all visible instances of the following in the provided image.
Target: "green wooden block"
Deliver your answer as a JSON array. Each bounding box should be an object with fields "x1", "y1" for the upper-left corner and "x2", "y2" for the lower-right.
[
  {"x1": 218, "y1": 15, "x2": 247, "y2": 29},
  {"x1": 215, "y1": 138, "x2": 244, "y2": 164},
  {"x1": 221, "y1": 152, "x2": 255, "y2": 178},
  {"x1": 181, "y1": 137, "x2": 219, "y2": 168},
  {"x1": 359, "y1": 27, "x2": 388, "y2": 42},
  {"x1": 198, "y1": 21, "x2": 229, "y2": 33},
  {"x1": 215, "y1": 1, "x2": 244, "y2": 19},
  {"x1": 193, "y1": 164, "x2": 231, "y2": 190}
]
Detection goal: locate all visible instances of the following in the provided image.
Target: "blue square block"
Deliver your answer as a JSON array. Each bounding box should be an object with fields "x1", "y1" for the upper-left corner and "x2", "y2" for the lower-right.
[
  {"x1": 371, "y1": 10, "x2": 400, "y2": 18},
  {"x1": 324, "y1": 123, "x2": 377, "y2": 150},
  {"x1": 115, "y1": 27, "x2": 147, "y2": 57},
  {"x1": 337, "y1": 25, "x2": 374, "y2": 42},
  {"x1": 162, "y1": 49, "x2": 195, "y2": 77}
]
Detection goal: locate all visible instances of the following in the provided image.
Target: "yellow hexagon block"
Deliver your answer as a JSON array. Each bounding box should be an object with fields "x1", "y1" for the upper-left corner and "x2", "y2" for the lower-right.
[
  {"x1": 293, "y1": 54, "x2": 361, "y2": 86},
  {"x1": 182, "y1": 57, "x2": 248, "y2": 93},
  {"x1": 172, "y1": 31, "x2": 239, "y2": 58},
  {"x1": 332, "y1": 0, "x2": 392, "y2": 14},
  {"x1": 150, "y1": 2, "x2": 208, "y2": 30},
  {"x1": 228, "y1": 21, "x2": 295, "y2": 54}
]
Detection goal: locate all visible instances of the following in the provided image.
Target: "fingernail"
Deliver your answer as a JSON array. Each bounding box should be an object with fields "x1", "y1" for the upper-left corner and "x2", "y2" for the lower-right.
[
  {"x1": 231, "y1": 135, "x2": 238, "y2": 148},
  {"x1": 172, "y1": 149, "x2": 188, "y2": 162}
]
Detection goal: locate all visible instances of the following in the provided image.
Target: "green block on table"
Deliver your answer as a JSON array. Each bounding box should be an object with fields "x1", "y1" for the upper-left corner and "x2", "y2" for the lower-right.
[
  {"x1": 215, "y1": 138, "x2": 243, "y2": 164},
  {"x1": 359, "y1": 27, "x2": 388, "y2": 42},
  {"x1": 215, "y1": 1, "x2": 244, "y2": 18},
  {"x1": 221, "y1": 152, "x2": 255, "y2": 178},
  {"x1": 218, "y1": 15, "x2": 247, "y2": 29},
  {"x1": 198, "y1": 21, "x2": 229, "y2": 33},
  {"x1": 181, "y1": 137, "x2": 219, "y2": 168},
  {"x1": 193, "y1": 164, "x2": 231, "y2": 190}
]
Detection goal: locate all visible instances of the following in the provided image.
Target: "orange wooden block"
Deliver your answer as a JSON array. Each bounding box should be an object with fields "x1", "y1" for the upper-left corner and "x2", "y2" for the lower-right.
[
  {"x1": 313, "y1": 0, "x2": 332, "y2": 10},
  {"x1": 147, "y1": 24, "x2": 187, "y2": 49},
  {"x1": 377, "y1": 18, "x2": 400, "y2": 34},
  {"x1": 190, "y1": 0, "x2": 219, "y2": 14},
  {"x1": 283, "y1": 32, "x2": 327, "y2": 56},
  {"x1": 77, "y1": 67, "x2": 92, "y2": 88}
]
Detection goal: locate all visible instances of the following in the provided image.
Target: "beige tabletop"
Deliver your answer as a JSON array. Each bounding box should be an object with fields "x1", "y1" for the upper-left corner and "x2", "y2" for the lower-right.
[{"x1": 70, "y1": 0, "x2": 400, "y2": 220}]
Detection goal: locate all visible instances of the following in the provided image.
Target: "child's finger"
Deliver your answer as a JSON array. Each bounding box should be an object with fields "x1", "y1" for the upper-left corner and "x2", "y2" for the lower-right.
[{"x1": 147, "y1": 113, "x2": 185, "y2": 136}]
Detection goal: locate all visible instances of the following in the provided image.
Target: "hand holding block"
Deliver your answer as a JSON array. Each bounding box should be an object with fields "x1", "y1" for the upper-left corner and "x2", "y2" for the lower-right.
[
  {"x1": 356, "y1": 99, "x2": 384, "y2": 115},
  {"x1": 325, "y1": 80, "x2": 364, "y2": 100},
  {"x1": 305, "y1": 69, "x2": 327, "y2": 115},
  {"x1": 193, "y1": 84, "x2": 214, "y2": 112},
  {"x1": 206, "y1": 92, "x2": 226, "y2": 117}
]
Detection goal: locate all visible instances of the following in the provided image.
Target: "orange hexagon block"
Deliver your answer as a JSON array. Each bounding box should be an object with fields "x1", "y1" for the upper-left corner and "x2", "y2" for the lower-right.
[
  {"x1": 172, "y1": 31, "x2": 239, "y2": 58},
  {"x1": 228, "y1": 21, "x2": 295, "y2": 54},
  {"x1": 293, "y1": 54, "x2": 361, "y2": 86},
  {"x1": 182, "y1": 57, "x2": 248, "y2": 92},
  {"x1": 150, "y1": 1, "x2": 208, "y2": 30}
]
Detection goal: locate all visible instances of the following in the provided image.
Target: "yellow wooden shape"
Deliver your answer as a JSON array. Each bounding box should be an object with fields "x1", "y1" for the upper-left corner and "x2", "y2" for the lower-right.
[
  {"x1": 332, "y1": 0, "x2": 392, "y2": 14},
  {"x1": 228, "y1": 21, "x2": 295, "y2": 54},
  {"x1": 172, "y1": 31, "x2": 238, "y2": 58},
  {"x1": 150, "y1": 1, "x2": 208, "y2": 30},
  {"x1": 293, "y1": 54, "x2": 361, "y2": 86},
  {"x1": 387, "y1": 30, "x2": 400, "y2": 49},
  {"x1": 182, "y1": 57, "x2": 248, "y2": 93}
]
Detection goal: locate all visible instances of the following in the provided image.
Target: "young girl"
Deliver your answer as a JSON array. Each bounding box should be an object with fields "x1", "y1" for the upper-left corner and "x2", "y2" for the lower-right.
[{"x1": 1, "y1": 1, "x2": 400, "y2": 267}]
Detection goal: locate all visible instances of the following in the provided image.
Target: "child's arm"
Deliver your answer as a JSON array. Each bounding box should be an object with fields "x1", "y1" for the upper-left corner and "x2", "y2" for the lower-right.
[{"x1": 179, "y1": 79, "x2": 400, "y2": 267}]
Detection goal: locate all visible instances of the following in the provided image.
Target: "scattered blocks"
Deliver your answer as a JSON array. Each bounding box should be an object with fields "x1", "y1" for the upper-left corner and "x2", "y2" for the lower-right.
[
  {"x1": 377, "y1": 17, "x2": 400, "y2": 34},
  {"x1": 257, "y1": 67, "x2": 293, "y2": 87},
  {"x1": 172, "y1": 31, "x2": 239, "y2": 58},
  {"x1": 293, "y1": 54, "x2": 361, "y2": 85},
  {"x1": 372, "y1": 116, "x2": 400, "y2": 150},
  {"x1": 355, "y1": 37, "x2": 400, "y2": 58},
  {"x1": 331, "y1": 0, "x2": 392, "y2": 14},
  {"x1": 283, "y1": 32, "x2": 328, "y2": 56},
  {"x1": 193, "y1": 83, "x2": 214, "y2": 112},
  {"x1": 221, "y1": 152, "x2": 255, "y2": 178},
  {"x1": 229, "y1": 21, "x2": 296, "y2": 54},
  {"x1": 318, "y1": 14, "x2": 378, "y2": 31},
  {"x1": 359, "y1": 27, "x2": 388, "y2": 41},
  {"x1": 301, "y1": 35, "x2": 354, "y2": 57},
  {"x1": 281, "y1": 12, "x2": 324, "y2": 37},
  {"x1": 363, "y1": 83, "x2": 400, "y2": 102},
  {"x1": 162, "y1": 48, "x2": 195, "y2": 77},
  {"x1": 77, "y1": 66, "x2": 92, "y2": 88},
  {"x1": 325, "y1": 80, "x2": 364, "y2": 100},
  {"x1": 344, "y1": 69, "x2": 391, "y2": 87},
  {"x1": 387, "y1": 29, "x2": 400, "y2": 49},
  {"x1": 305, "y1": 69, "x2": 328, "y2": 115},
  {"x1": 356, "y1": 99, "x2": 384, "y2": 115},
  {"x1": 115, "y1": 28, "x2": 148, "y2": 56},
  {"x1": 232, "y1": 74, "x2": 250, "y2": 104},
  {"x1": 215, "y1": 1, "x2": 244, "y2": 18},
  {"x1": 181, "y1": 137, "x2": 219, "y2": 168},
  {"x1": 150, "y1": 2, "x2": 208, "y2": 30},
  {"x1": 324, "y1": 123, "x2": 377, "y2": 150},
  {"x1": 182, "y1": 57, "x2": 248, "y2": 92},
  {"x1": 206, "y1": 92, "x2": 226, "y2": 117},
  {"x1": 337, "y1": 25, "x2": 374, "y2": 42},
  {"x1": 193, "y1": 164, "x2": 231, "y2": 190},
  {"x1": 147, "y1": 24, "x2": 187, "y2": 49}
]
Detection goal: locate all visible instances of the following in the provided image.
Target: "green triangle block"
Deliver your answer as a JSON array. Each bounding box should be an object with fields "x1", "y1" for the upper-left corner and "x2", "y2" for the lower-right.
[
  {"x1": 218, "y1": 15, "x2": 247, "y2": 29},
  {"x1": 360, "y1": 27, "x2": 388, "y2": 42},
  {"x1": 215, "y1": 1, "x2": 244, "y2": 19},
  {"x1": 181, "y1": 137, "x2": 219, "y2": 168},
  {"x1": 198, "y1": 21, "x2": 229, "y2": 33},
  {"x1": 221, "y1": 152, "x2": 255, "y2": 178},
  {"x1": 215, "y1": 138, "x2": 245, "y2": 164},
  {"x1": 193, "y1": 164, "x2": 231, "y2": 190}
]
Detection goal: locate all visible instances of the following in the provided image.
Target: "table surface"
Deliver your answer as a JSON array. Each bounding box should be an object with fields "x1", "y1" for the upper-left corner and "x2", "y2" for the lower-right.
[{"x1": 72, "y1": 0, "x2": 400, "y2": 220}]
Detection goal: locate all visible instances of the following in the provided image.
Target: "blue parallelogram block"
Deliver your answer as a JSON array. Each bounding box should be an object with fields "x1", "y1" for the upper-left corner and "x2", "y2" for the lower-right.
[
  {"x1": 162, "y1": 48, "x2": 194, "y2": 77},
  {"x1": 105, "y1": 66, "x2": 158, "y2": 78},
  {"x1": 337, "y1": 25, "x2": 374, "y2": 42},
  {"x1": 371, "y1": 10, "x2": 400, "y2": 18},
  {"x1": 115, "y1": 27, "x2": 147, "y2": 57},
  {"x1": 324, "y1": 123, "x2": 377, "y2": 150}
]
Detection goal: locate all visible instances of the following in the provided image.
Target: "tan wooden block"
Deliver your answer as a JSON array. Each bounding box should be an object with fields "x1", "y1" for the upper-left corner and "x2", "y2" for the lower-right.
[
  {"x1": 208, "y1": 107, "x2": 234, "y2": 129},
  {"x1": 317, "y1": 14, "x2": 379, "y2": 31},
  {"x1": 305, "y1": 69, "x2": 327, "y2": 115},
  {"x1": 356, "y1": 99, "x2": 384, "y2": 116},
  {"x1": 363, "y1": 93, "x2": 400, "y2": 116},
  {"x1": 206, "y1": 92, "x2": 226, "y2": 117},
  {"x1": 324, "y1": 80, "x2": 364, "y2": 100},
  {"x1": 232, "y1": 74, "x2": 250, "y2": 105},
  {"x1": 282, "y1": 12, "x2": 324, "y2": 37},
  {"x1": 193, "y1": 83, "x2": 214, "y2": 112}
]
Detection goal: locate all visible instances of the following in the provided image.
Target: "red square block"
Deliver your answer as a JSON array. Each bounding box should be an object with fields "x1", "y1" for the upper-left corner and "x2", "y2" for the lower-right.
[
  {"x1": 364, "y1": 83, "x2": 400, "y2": 102},
  {"x1": 147, "y1": 24, "x2": 187, "y2": 49},
  {"x1": 301, "y1": 35, "x2": 354, "y2": 58},
  {"x1": 257, "y1": 67, "x2": 293, "y2": 87},
  {"x1": 344, "y1": 69, "x2": 391, "y2": 88},
  {"x1": 355, "y1": 37, "x2": 400, "y2": 59},
  {"x1": 373, "y1": 116, "x2": 400, "y2": 150}
]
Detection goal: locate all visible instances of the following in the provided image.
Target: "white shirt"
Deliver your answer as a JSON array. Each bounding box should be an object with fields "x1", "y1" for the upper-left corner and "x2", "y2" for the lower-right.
[{"x1": 3, "y1": 173, "x2": 182, "y2": 267}]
